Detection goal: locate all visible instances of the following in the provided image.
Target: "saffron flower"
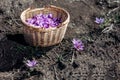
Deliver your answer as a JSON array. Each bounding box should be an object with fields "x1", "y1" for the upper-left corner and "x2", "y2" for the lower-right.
[
  {"x1": 26, "y1": 60, "x2": 37, "y2": 67},
  {"x1": 95, "y1": 17, "x2": 104, "y2": 24},
  {"x1": 72, "y1": 39, "x2": 84, "y2": 51},
  {"x1": 26, "y1": 13, "x2": 61, "y2": 28}
]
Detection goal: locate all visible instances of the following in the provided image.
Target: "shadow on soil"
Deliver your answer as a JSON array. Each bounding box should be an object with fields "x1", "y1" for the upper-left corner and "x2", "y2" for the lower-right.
[
  {"x1": 6, "y1": 34, "x2": 28, "y2": 46},
  {"x1": 0, "y1": 34, "x2": 56, "y2": 72}
]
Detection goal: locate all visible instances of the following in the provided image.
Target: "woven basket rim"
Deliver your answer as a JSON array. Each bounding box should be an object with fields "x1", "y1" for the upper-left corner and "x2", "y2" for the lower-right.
[{"x1": 20, "y1": 5, "x2": 70, "y2": 32}]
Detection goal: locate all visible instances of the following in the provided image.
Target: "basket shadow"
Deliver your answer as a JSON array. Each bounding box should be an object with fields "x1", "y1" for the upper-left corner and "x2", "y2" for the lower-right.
[
  {"x1": 0, "y1": 40, "x2": 27, "y2": 72},
  {"x1": 6, "y1": 34, "x2": 28, "y2": 46},
  {"x1": 0, "y1": 34, "x2": 57, "y2": 72},
  {"x1": 6, "y1": 34, "x2": 56, "y2": 58},
  {"x1": 6, "y1": 34, "x2": 58, "y2": 56},
  {"x1": 6, "y1": 34, "x2": 56, "y2": 50}
]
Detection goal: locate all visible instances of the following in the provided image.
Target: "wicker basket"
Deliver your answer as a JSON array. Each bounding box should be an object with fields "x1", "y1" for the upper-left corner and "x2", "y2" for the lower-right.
[{"x1": 20, "y1": 5, "x2": 70, "y2": 47}]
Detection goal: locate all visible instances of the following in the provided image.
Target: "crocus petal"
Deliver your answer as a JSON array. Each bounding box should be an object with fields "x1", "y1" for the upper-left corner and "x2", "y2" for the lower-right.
[
  {"x1": 32, "y1": 60, "x2": 37, "y2": 66},
  {"x1": 72, "y1": 39, "x2": 77, "y2": 44},
  {"x1": 26, "y1": 63, "x2": 33, "y2": 67},
  {"x1": 95, "y1": 17, "x2": 104, "y2": 24},
  {"x1": 72, "y1": 39, "x2": 84, "y2": 51},
  {"x1": 42, "y1": 23, "x2": 49, "y2": 28},
  {"x1": 95, "y1": 20, "x2": 100, "y2": 24},
  {"x1": 48, "y1": 13, "x2": 53, "y2": 18},
  {"x1": 100, "y1": 18, "x2": 104, "y2": 23},
  {"x1": 26, "y1": 60, "x2": 37, "y2": 67}
]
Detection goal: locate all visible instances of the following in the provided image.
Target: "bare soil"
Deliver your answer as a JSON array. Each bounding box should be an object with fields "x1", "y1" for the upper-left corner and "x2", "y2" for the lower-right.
[{"x1": 0, "y1": 0, "x2": 120, "y2": 80}]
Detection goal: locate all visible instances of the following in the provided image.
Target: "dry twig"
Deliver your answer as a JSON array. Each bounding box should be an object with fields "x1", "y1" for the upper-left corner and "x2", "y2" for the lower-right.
[
  {"x1": 102, "y1": 24, "x2": 114, "y2": 33},
  {"x1": 71, "y1": 52, "x2": 75, "y2": 64},
  {"x1": 107, "y1": 7, "x2": 120, "y2": 16},
  {"x1": 53, "y1": 66, "x2": 59, "y2": 80}
]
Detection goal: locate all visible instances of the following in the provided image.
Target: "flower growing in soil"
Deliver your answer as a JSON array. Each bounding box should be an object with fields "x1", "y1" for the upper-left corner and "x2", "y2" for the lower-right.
[
  {"x1": 95, "y1": 17, "x2": 104, "y2": 24},
  {"x1": 72, "y1": 39, "x2": 84, "y2": 51},
  {"x1": 26, "y1": 60, "x2": 37, "y2": 67},
  {"x1": 26, "y1": 13, "x2": 61, "y2": 28}
]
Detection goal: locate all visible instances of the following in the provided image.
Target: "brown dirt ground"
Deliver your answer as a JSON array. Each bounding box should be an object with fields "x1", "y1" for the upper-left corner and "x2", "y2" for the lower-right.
[{"x1": 0, "y1": 0, "x2": 120, "y2": 80}]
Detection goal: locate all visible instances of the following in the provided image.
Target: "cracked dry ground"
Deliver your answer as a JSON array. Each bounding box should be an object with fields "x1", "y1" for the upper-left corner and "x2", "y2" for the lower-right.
[{"x1": 0, "y1": 0, "x2": 120, "y2": 80}]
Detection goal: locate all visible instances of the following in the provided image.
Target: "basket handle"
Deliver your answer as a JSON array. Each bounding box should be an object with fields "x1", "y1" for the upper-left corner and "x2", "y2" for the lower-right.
[
  {"x1": 23, "y1": 3, "x2": 35, "y2": 12},
  {"x1": 22, "y1": 4, "x2": 35, "y2": 13},
  {"x1": 29, "y1": 2, "x2": 54, "y2": 9},
  {"x1": 29, "y1": 2, "x2": 36, "y2": 10},
  {"x1": 44, "y1": 5, "x2": 56, "y2": 8}
]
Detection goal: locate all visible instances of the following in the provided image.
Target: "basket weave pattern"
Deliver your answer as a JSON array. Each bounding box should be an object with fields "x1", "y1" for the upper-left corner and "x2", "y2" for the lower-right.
[{"x1": 21, "y1": 6, "x2": 70, "y2": 47}]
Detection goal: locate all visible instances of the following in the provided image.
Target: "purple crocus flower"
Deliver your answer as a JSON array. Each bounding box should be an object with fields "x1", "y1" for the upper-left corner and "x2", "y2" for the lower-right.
[
  {"x1": 26, "y1": 60, "x2": 37, "y2": 67},
  {"x1": 26, "y1": 13, "x2": 61, "y2": 28},
  {"x1": 95, "y1": 17, "x2": 104, "y2": 24},
  {"x1": 72, "y1": 39, "x2": 84, "y2": 51},
  {"x1": 26, "y1": 18, "x2": 35, "y2": 24},
  {"x1": 43, "y1": 23, "x2": 49, "y2": 28},
  {"x1": 48, "y1": 13, "x2": 53, "y2": 18}
]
